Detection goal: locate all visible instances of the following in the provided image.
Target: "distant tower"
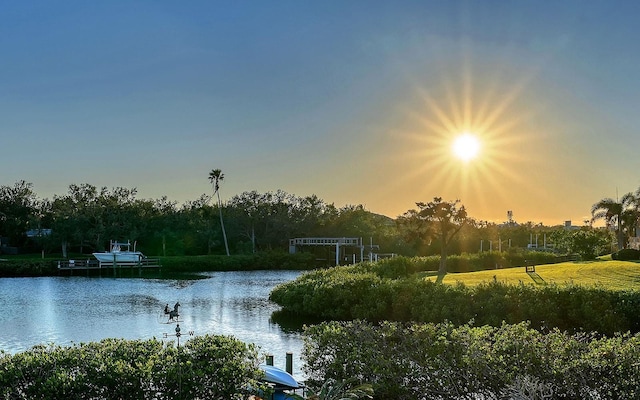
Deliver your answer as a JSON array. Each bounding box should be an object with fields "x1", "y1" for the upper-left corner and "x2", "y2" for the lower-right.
[{"x1": 507, "y1": 210, "x2": 513, "y2": 225}]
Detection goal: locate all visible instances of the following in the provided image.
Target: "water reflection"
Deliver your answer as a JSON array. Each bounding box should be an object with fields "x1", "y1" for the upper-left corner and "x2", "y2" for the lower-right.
[
  {"x1": 0, "y1": 270, "x2": 306, "y2": 376},
  {"x1": 271, "y1": 309, "x2": 325, "y2": 334}
]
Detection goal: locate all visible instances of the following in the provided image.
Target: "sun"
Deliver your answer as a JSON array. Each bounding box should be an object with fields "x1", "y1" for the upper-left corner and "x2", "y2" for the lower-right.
[{"x1": 452, "y1": 133, "x2": 481, "y2": 162}]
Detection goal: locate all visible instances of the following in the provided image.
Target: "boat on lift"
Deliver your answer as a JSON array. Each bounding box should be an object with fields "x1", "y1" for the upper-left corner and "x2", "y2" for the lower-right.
[{"x1": 92, "y1": 240, "x2": 145, "y2": 263}]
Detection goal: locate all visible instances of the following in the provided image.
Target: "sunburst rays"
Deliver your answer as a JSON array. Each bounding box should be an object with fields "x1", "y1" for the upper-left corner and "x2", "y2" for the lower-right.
[{"x1": 393, "y1": 57, "x2": 535, "y2": 220}]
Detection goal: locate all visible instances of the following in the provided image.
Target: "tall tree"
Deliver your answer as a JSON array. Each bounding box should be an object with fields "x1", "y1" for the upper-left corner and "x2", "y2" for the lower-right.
[
  {"x1": 208, "y1": 169, "x2": 230, "y2": 256},
  {"x1": 50, "y1": 194, "x2": 76, "y2": 257},
  {"x1": 227, "y1": 190, "x2": 266, "y2": 253},
  {"x1": 550, "y1": 227, "x2": 613, "y2": 260},
  {"x1": 397, "y1": 197, "x2": 469, "y2": 275},
  {"x1": 149, "y1": 196, "x2": 179, "y2": 256},
  {"x1": 181, "y1": 195, "x2": 219, "y2": 255}
]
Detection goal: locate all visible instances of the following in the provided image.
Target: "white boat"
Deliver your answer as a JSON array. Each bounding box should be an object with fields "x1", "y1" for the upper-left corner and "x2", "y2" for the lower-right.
[
  {"x1": 93, "y1": 240, "x2": 145, "y2": 263},
  {"x1": 258, "y1": 365, "x2": 302, "y2": 400},
  {"x1": 259, "y1": 365, "x2": 300, "y2": 389}
]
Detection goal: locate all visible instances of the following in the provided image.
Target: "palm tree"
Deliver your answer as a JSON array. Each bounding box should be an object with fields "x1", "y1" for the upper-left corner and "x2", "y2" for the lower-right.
[
  {"x1": 591, "y1": 193, "x2": 636, "y2": 250},
  {"x1": 616, "y1": 192, "x2": 638, "y2": 248},
  {"x1": 208, "y1": 169, "x2": 230, "y2": 256}
]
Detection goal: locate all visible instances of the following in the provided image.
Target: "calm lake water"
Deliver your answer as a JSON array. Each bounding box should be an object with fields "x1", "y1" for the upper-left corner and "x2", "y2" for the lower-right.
[{"x1": 0, "y1": 270, "x2": 306, "y2": 377}]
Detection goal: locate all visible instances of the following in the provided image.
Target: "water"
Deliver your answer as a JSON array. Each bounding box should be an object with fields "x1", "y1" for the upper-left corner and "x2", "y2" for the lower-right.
[{"x1": 0, "y1": 270, "x2": 306, "y2": 377}]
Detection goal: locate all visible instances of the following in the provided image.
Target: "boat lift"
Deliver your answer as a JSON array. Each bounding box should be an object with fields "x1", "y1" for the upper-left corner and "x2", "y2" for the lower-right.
[{"x1": 288, "y1": 237, "x2": 384, "y2": 266}]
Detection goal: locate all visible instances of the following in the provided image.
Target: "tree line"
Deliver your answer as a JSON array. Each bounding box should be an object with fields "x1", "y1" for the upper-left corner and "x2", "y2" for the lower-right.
[
  {"x1": 0, "y1": 178, "x2": 618, "y2": 261},
  {"x1": 0, "y1": 180, "x2": 399, "y2": 258}
]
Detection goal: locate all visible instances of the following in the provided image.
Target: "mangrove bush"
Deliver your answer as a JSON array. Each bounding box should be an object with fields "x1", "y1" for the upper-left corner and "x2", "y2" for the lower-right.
[
  {"x1": 303, "y1": 320, "x2": 640, "y2": 400},
  {"x1": 0, "y1": 335, "x2": 265, "y2": 399},
  {"x1": 270, "y1": 259, "x2": 640, "y2": 335}
]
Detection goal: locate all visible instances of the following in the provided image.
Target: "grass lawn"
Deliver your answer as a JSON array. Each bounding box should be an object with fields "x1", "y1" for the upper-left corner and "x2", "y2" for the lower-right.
[{"x1": 427, "y1": 259, "x2": 640, "y2": 291}]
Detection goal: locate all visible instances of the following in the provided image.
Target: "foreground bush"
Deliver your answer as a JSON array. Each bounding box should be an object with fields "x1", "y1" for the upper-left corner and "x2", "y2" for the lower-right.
[
  {"x1": 303, "y1": 320, "x2": 640, "y2": 400},
  {"x1": 0, "y1": 335, "x2": 264, "y2": 399}
]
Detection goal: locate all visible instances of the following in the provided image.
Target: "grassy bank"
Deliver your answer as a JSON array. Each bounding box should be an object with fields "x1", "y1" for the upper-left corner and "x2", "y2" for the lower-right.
[{"x1": 427, "y1": 258, "x2": 640, "y2": 291}]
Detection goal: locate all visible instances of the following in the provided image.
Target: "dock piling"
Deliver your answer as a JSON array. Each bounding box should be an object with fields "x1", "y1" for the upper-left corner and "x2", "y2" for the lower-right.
[{"x1": 285, "y1": 352, "x2": 293, "y2": 375}]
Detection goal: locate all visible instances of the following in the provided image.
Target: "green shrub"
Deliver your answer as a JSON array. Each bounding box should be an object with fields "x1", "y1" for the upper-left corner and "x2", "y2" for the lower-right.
[
  {"x1": 302, "y1": 321, "x2": 640, "y2": 400},
  {"x1": 271, "y1": 267, "x2": 640, "y2": 335},
  {"x1": 612, "y1": 248, "x2": 640, "y2": 261},
  {"x1": 0, "y1": 336, "x2": 264, "y2": 399},
  {"x1": 367, "y1": 256, "x2": 415, "y2": 278}
]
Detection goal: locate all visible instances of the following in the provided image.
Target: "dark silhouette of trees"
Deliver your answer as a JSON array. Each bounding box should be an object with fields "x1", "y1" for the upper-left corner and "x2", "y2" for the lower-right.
[
  {"x1": 0, "y1": 181, "x2": 39, "y2": 248},
  {"x1": 10, "y1": 178, "x2": 639, "y2": 262}
]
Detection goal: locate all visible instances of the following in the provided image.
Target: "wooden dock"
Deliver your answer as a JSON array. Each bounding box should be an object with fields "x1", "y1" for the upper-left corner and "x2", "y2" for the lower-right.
[{"x1": 57, "y1": 258, "x2": 161, "y2": 271}]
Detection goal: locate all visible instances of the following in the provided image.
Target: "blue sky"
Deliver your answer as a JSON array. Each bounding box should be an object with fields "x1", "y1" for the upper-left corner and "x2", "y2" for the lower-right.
[{"x1": 2, "y1": 1, "x2": 640, "y2": 225}]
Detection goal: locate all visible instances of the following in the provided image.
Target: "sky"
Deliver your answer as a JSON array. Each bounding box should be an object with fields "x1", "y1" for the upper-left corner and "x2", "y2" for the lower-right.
[{"x1": 2, "y1": 1, "x2": 640, "y2": 226}]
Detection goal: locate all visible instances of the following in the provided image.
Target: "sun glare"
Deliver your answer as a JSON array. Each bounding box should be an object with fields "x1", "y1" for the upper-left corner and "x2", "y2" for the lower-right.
[
  {"x1": 393, "y1": 51, "x2": 534, "y2": 222},
  {"x1": 452, "y1": 133, "x2": 481, "y2": 162}
]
